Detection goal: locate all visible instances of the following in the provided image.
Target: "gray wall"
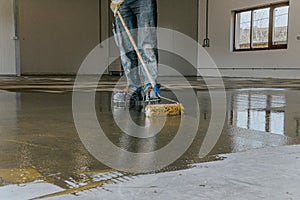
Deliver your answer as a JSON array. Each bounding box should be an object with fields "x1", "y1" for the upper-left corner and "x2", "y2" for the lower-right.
[
  {"x1": 19, "y1": 0, "x2": 199, "y2": 76},
  {"x1": 158, "y1": 0, "x2": 199, "y2": 76},
  {"x1": 20, "y1": 0, "x2": 100, "y2": 74}
]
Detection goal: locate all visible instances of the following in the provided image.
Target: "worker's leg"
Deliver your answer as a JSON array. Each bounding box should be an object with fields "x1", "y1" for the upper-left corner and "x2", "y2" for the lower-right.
[
  {"x1": 130, "y1": 0, "x2": 159, "y2": 90},
  {"x1": 113, "y1": 4, "x2": 142, "y2": 97},
  {"x1": 129, "y1": 0, "x2": 160, "y2": 102}
]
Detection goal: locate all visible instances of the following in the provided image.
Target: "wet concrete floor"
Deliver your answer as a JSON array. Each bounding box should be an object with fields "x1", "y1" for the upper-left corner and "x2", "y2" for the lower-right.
[{"x1": 0, "y1": 76, "x2": 300, "y2": 189}]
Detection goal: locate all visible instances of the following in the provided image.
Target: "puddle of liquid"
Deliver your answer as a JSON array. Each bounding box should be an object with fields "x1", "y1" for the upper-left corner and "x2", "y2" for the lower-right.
[
  {"x1": 0, "y1": 87, "x2": 299, "y2": 188},
  {"x1": 0, "y1": 168, "x2": 43, "y2": 186}
]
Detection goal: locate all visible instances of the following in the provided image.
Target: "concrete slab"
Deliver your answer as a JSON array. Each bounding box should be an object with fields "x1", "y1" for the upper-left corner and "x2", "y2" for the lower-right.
[
  {"x1": 80, "y1": 145, "x2": 300, "y2": 200},
  {"x1": 0, "y1": 181, "x2": 63, "y2": 200},
  {"x1": 1, "y1": 145, "x2": 299, "y2": 200}
]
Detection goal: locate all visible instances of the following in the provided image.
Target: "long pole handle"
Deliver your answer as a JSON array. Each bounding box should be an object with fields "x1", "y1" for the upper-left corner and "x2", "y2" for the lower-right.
[{"x1": 116, "y1": 11, "x2": 156, "y2": 88}]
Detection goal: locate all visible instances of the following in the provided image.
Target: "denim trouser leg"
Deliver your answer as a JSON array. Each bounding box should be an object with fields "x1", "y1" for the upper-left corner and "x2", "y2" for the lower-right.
[
  {"x1": 113, "y1": 6, "x2": 141, "y2": 94},
  {"x1": 113, "y1": 0, "x2": 158, "y2": 93},
  {"x1": 131, "y1": 0, "x2": 158, "y2": 88}
]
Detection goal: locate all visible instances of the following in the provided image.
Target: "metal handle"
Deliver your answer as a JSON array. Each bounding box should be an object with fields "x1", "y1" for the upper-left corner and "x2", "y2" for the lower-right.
[
  {"x1": 203, "y1": 0, "x2": 210, "y2": 48},
  {"x1": 11, "y1": 36, "x2": 19, "y2": 40},
  {"x1": 158, "y1": 94, "x2": 179, "y2": 104}
]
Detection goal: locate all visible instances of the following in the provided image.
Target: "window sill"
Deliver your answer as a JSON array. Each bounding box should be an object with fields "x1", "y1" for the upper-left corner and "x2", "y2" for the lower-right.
[{"x1": 233, "y1": 47, "x2": 288, "y2": 52}]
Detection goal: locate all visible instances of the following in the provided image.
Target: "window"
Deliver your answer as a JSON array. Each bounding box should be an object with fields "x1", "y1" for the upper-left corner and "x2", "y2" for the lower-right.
[{"x1": 234, "y1": 2, "x2": 289, "y2": 51}]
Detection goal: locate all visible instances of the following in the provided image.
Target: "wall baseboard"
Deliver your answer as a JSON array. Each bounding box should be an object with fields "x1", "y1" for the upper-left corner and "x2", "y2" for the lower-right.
[{"x1": 198, "y1": 69, "x2": 300, "y2": 79}]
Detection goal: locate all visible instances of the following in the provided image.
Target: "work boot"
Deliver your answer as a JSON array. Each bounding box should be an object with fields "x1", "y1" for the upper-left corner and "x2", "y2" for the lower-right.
[
  {"x1": 113, "y1": 87, "x2": 143, "y2": 106},
  {"x1": 144, "y1": 84, "x2": 161, "y2": 104}
]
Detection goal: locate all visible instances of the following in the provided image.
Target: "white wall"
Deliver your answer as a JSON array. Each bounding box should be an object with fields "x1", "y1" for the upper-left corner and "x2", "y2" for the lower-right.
[
  {"x1": 199, "y1": 0, "x2": 300, "y2": 78},
  {"x1": 0, "y1": 0, "x2": 17, "y2": 75}
]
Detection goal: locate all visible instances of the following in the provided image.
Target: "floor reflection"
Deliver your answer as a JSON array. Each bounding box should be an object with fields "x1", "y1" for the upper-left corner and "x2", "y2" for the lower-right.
[
  {"x1": 228, "y1": 90, "x2": 286, "y2": 135},
  {"x1": 0, "y1": 88, "x2": 300, "y2": 188},
  {"x1": 227, "y1": 89, "x2": 300, "y2": 138}
]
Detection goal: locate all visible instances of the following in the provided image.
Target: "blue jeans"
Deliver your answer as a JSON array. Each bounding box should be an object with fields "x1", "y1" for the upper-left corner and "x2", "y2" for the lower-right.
[{"x1": 112, "y1": 0, "x2": 158, "y2": 94}]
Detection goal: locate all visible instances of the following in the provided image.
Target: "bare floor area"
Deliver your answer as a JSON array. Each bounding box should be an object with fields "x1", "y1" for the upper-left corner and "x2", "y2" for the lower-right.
[{"x1": 0, "y1": 76, "x2": 300, "y2": 199}]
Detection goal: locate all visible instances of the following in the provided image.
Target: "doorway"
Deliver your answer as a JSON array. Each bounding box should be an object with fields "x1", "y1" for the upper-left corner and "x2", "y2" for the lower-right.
[{"x1": 0, "y1": 0, "x2": 19, "y2": 76}]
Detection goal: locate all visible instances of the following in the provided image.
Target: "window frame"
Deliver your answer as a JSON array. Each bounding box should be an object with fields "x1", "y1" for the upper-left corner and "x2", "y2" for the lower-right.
[{"x1": 233, "y1": 2, "x2": 289, "y2": 52}]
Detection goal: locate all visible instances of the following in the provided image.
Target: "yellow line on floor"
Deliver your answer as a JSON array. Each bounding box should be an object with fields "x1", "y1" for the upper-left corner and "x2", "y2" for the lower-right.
[
  {"x1": 32, "y1": 180, "x2": 107, "y2": 200},
  {"x1": 32, "y1": 169, "x2": 119, "y2": 199}
]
